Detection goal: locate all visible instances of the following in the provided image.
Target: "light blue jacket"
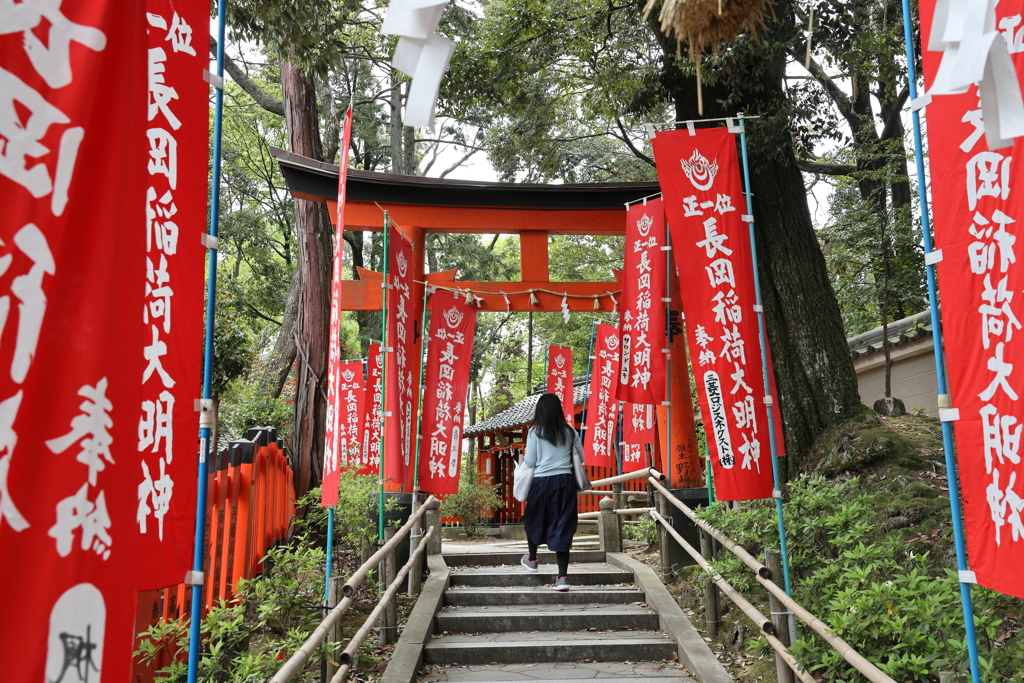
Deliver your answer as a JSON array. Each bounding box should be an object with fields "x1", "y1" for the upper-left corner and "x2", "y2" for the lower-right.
[{"x1": 524, "y1": 425, "x2": 578, "y2": 477}]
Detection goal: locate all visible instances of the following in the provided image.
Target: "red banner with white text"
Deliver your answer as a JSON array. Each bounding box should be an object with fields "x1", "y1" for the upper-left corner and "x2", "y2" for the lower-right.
[
  {"x1": 361, "y1": 343, "x2": 383, "y2": 475},
  {"x1": 583, "y1": 324, "x2": 621, "y2": 469},
  {"x1": 652, "y1": 128, "x2": 773, "y2": 501},
  {"x1": 322, "y1": 107, "x2": 354, "y2": 507},
  {"x1": 0, "y1": 2, "x2": 148, "y2": 679},
  {"x1": 617, "y1": 200, "x2": 667, "y2": 405},
  {"x1": 622, "y1": 403, "x2": 655, "y2": 472},
  {"x1": 323, "y1": 361, "x2": 364, "y2": 505},
  {"x1": 385, "y1": 227, "x2": 415, "y2": 490},
  {"x1": 137, "y1": 0, "x2": 208, "y2": 590},
  {"x1": 419, "y1": 290, "x2": 477, "y2": 494},
  {"x1": 547, "y1": 345, "x2": 575, "y2": 425},
  {"x1": 920, "y1": 0, "x2": 1024, "y2": 598}
]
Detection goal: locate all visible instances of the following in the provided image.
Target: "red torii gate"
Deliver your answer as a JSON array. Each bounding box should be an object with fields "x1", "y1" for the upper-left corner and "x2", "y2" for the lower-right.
[{"x1": 272, "y1": 147, "x2": 703, "y2": 489}]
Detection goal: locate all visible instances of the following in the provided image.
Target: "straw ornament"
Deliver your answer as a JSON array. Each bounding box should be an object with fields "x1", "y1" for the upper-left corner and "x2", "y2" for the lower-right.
[{"x1": 642, "y1": 0, "x2": 771, "y2": 54}]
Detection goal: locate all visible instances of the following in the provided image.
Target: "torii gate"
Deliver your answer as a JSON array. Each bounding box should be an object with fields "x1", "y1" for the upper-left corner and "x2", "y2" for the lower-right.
[{"x1": 272, "y1": 147, "x2": 703, "y2": 489}]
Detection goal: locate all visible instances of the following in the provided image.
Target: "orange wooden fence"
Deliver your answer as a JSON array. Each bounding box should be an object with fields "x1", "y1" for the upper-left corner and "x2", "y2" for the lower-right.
[{"x1": 133, "y1": 427, "x2": 295, "y2": 681}]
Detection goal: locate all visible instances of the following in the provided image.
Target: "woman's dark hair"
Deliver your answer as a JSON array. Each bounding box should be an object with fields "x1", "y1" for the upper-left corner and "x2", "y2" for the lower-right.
[{"x1": 533, "y1": 393, "x2": 570, "y2": 446}]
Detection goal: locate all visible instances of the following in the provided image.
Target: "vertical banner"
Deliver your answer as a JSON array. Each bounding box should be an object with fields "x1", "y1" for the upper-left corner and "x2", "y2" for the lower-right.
[
  {"x1": 385, "y1": 227, "x2": 415, "y2": 490},
  {"x1": 652, "y1": 128, "x2": 774, "y2": 501},
  {"x1": 322, "y1": 107, "x2": 354, "y2": 508},
  {"x1": 418, "y1": 290, "x2": 477, "y2": 494},
  {"x1": 137, "y1": 0, "x2": 208, "y2": 590},
  {"x1": 0, "y1": 2, "x2": 148, "y2": 680},
  {"x1": 322, "y1": 361, "x2": 364, "y2": 506},
  {"x1": 622, "y1": 403, "x2": 655, "y2": 472},
  {"x1": 361, "y1": 343, "x2": 383, "y2": 475},
  {"x1": 617, "y1": 200, "x2": 667, "y2": 404},
  {"x1": 547, "y1": 345, "x2": 575, "y2": 425},
  {"x1": 583, "y1": 324, "x2": 621, "y2": 468},
  {"x1": 920, "y1": 0, "x2": 1024, "y2": 599}
]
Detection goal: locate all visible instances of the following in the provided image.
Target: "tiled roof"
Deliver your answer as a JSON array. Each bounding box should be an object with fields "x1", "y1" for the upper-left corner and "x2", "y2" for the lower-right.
[
  {"x1": 847, "y1": 310, "x2": 933, "y2": 360},
  {"x1": 464, "y1": 379, "x2": 589, "y2": 438}
]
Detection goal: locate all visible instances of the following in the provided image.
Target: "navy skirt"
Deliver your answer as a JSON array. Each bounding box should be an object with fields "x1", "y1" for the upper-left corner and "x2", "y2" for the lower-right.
[{"x1": 523, "y1": 473, "x2": 578, "y2": 552}]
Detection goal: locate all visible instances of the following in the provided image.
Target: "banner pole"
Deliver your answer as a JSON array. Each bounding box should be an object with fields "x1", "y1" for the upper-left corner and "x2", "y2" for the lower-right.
[
  {"x1": 412, "y1": 284, "x2": 431, "y2": 493},
  {"x1": 664, "y1": 228, "x2": 673, "y2": 486},
  {"x1": 325, "y1": 506, "x2": 334, "y2": 602},
  {"x1": 898, "y1": 6, "x2": 982, "y2": 680},
  {"x1": 736, "y1": 116, "x2": 795, "y2": 614},
  {"x1": 378, "y1": 213, "x2": 391, "y2": 542},
  {"x1": 187, "y1": 0, "x2": 226, "y2": 680},
  {"x1": 581, "y1": 321, "x2": 597, "y2": 441}
]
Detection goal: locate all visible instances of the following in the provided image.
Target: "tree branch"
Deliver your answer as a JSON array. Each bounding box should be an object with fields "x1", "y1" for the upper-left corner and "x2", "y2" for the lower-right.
[
  {"x1": 790, "y1": 50, "x2": 854, "y2": 119},
  {"x1": 614, "y1": 118, "x2": 655, "y2": 166},
  {"x1": 796, "y1": 159, "x2": 858, "y2": 176},
  {"x1": 879, "y1": 84, "x2": 911, "y2": 141},
  {"x1": 211, "y1": 36, "x2": 285, "y2": 117}
]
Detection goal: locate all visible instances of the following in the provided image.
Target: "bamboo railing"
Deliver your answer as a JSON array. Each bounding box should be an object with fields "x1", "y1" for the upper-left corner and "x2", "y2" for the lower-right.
[
  {"x1": 648, "y1": 477, "x2": 897, "y2": 683},
  {"x1": 269, "y1": 495, "x2": 437, "y2": 683}
]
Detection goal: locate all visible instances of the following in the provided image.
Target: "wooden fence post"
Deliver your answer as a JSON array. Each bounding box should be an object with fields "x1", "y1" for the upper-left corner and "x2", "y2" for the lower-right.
[
  {"x1": 326, "y1": 575, "x2": 344, "y2": 680},
  {"x1": 598, "y1": 497, "x2": 622, "y2": 553},
  {"x1": 766, "y1": 548, "x2": 794, "y2": 683},
  {"x1": 658, "y1": 491, "x2": 672, "y2": 579},
  {"x1": 699, "y1": 528, "x2": 721, "y2": 640},
  {"x1": 379, "y1": 527, "x2": 398, "y2": 646},
  {"x1": 408, "y1": 499, "x2": 423, "y2": 596}
]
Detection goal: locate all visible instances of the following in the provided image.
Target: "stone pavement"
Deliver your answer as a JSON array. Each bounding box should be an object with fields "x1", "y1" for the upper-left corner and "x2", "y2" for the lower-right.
[{"x1": 414, "y1": 547, "x2": 727, "y2": 683}]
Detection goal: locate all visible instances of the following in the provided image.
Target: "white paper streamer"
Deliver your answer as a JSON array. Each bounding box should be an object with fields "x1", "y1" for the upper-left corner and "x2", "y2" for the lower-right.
[
  {"x1": 561, "y1": 294, "x2": 571, "y2": 323},
  {"x1": 381, "y1": 0, "x2": 453, "y2": 131},
  {"x1": 928, "y1": 0, "x2": 1024, "y2": 149}
]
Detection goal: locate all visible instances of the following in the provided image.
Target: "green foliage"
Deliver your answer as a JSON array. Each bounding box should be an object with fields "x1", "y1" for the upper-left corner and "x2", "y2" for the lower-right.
[
  {"x1": 135, "y1": 541, "x2": 327, "y2": 682},
  {"x1": 211, "y1": 291, "x2": 257, "y2": 397},
  {"x1": 623, "y1": 514, "x2": 659, "y2": 546},
  {"x1": 219, "y1": 363, "x2": 293, "y2": 438},
  {"x1": 293, "y1": 467, "x2": 383, "y2": 551},
  {"x1": 443, "y1": 471, "x2": 501, "y2": 534},
  {"x1": 694, "y1": 476, "x2": 1023, "y2": 681}
]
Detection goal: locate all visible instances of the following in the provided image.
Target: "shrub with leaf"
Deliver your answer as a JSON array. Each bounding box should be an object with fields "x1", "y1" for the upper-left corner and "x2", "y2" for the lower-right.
[
  {"x1": 442, "y1": 472, "x2": 501, "y2": 535},
  {"x1": 694, "y1": 475, "x2": 1023, "y2": 682}
]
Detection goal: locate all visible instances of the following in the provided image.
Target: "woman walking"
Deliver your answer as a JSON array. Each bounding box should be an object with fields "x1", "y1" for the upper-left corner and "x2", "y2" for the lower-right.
[{"x1": 520, "y1": 393, "x2": 581, "y2": 591}]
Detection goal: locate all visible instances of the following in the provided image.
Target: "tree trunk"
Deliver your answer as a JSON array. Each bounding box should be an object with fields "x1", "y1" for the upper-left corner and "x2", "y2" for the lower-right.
[
  {"x1": 390, "y1": 78, "x2": 403, "y2": 174},
  {"x1": 257, "y1": 265, "x2": 299, "y2": 399},
  {"x1": 281, "y1": 55, "x2": 332, "y2": 498}
]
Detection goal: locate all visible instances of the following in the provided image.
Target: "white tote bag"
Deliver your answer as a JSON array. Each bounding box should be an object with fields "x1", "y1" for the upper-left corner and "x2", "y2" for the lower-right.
[{"x1": 513, "y1": 456, "x2": 535, "y2": 502}]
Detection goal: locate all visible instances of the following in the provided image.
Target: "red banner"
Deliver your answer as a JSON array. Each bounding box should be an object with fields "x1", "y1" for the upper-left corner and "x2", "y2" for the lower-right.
[
  {"x1": 617, "y1": 200, "x2": 667, "y2": 404},
  {"x1": 583, "y1": 324, "x2": 621, "y2": 468},
  {"x1": 322, "y1": 107, "x2": 354, "y2": 507},
  {"x1": 323, "y1": 362, "x2": 364, "y2": 505},
  {"x1": 361, "y1": 343, "x2": 383, "y2": 475},
  {"x1": 622, "y1": 403, "x2": 655, "y2": 472},
  {"x1": 385, "y1": 227, "x2": 415, "y2": 490},
  {"x1": 0, "y1": 2, "x2": 148, "y2": 679},
  {"x1": 136, "y1": 0, "x2": 207, "y2": 590},
  {"x1": 920, "y1": 0, "x2": 1024, "y2": 598},
  {"x1": 652, "y1": 128, "x2": 774, "y2": 501},
  {"x1": 418, "y1": 290, "x2": 477, "y2": 494},
  {"x1": 547, "y1": 345, "x2": 575, "y2": 424}
]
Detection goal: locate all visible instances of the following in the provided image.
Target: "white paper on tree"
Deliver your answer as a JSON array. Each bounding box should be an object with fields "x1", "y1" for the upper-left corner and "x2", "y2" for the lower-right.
[
  {"x1": 928, "y1": 0, "x2": 1024, "y2": 149},
  {"x1": 401, "y1": 32, "x2": 454, "y2": 129},
  {"x1": 381, "y1": 0, "x2": 447, "y2": 40}
]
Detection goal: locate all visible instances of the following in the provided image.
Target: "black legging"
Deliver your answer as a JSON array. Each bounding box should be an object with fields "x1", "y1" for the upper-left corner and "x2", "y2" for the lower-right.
[{"x1": 528, "y1": 541, "x2": 570, "y2": 576}]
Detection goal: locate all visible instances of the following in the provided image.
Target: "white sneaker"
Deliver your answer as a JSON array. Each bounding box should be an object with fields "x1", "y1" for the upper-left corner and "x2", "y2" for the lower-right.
[
  {"x1": 553, "y1": 576, "x2": 570, "y2": 591},
  {"x1": 521, "y1": 554, "x2": 539, "y2": 572}
]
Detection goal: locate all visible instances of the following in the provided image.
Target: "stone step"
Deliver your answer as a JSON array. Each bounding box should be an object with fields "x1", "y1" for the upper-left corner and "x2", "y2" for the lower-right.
[
  {"x1": 442, "y1": 550, "x2": 606, "y2": 567},
  {"x1": 444, "y1": 586, "x2": 646, "y2": 607},
  {"x1": 423, "y1": 630, "x2": 678, "y2": 665},
  {"x1": 436, "y1": 603, "x2": 660, "y2": 633},
  {"x1": 419, "y1": 661, "x2": 696, "y2": 682},
  {"x1": 450, "y1": 563, "x2": 633, "y2": 587}
]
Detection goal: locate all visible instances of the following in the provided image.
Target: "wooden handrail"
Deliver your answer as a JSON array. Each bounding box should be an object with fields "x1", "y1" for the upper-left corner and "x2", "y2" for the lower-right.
[
  {"x1": 648, "y1": 479, "x2": 897, "y2": 683},
  {"x1": 590, "y1": 467, "x2": 664, "y2": 488},
  {"x1": 578, "y1": 507, "x2": 654, "y2": 519},
  {"x1": 269, "y1": 496, "x2": 437, "y2": 683},
  {"x1": 649, "y1": 511, "x2": 816, "y2": 683}
]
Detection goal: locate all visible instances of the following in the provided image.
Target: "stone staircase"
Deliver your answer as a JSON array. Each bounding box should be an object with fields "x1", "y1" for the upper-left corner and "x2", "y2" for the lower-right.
[{"x1": 415, "y1": 550, "x2": 729, "y2": 683}]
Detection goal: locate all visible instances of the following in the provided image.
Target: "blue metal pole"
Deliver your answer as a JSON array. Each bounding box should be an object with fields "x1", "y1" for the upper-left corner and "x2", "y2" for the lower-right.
[
  {"x1": 324, "y1": 507, "x2": 334, "y2": 603},
  {"x1": 737, "y1": 118, "x2": 794, "y2": 602},
  {"x1": 187, "y1": 0, "x2": 226, "y2": 680},
  {"x1": 898, "y1": 6, "x2": 982, "y2": 681}
]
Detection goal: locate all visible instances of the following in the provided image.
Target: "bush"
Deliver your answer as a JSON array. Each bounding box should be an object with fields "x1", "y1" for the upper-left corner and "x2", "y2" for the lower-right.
[
  {"x1": 623, "y1": 514, "x2": 658, "y2": 546},
  {"x1": 694, "y1": 475, "x2": 1024, "y2": 682},
  {"x1": 442, "y1": 472, "x2": 501, "y2": 535}
]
